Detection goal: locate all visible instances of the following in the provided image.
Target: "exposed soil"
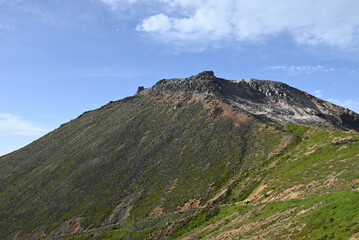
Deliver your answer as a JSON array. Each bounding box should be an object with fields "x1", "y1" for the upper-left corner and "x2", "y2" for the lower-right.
[
  {"x1": 50, "y1": 217, "x2": 84, "y2": 237},
  {"x1": 246, "y1": 181, "x2": 267, "y2": 202},
  {"x1": 177, "y1": 199, "x2": 200, "y2": 212},
  {"x1": 167, "y1": 178, "x2": 178, "y2": 193},
  {"x1": 214, "y1": 207, "x2": 297, "y2": 239},
  {"x1": 102, "y1": 195, "x2": 135, "y2": 226},
  {"x1": 150, "y1": 206, "x2": 164, "y2": 217}
]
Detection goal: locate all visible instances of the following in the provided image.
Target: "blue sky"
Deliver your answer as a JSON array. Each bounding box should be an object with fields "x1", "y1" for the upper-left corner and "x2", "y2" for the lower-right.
[{"x1": 1, "y1": 0, "x2": 359, "y2": 156}]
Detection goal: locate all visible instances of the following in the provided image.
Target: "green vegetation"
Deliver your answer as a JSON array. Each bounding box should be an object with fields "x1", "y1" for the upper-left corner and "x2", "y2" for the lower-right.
[
  {"x1": 1, "y1": 91, "x2": 359, "y2": 239},
  {"x1": 168, "y1": 191, "x2": 359, "y2": 239},
  {"x1": 166, "y1": 124, "x2": 359, "y2": 239},
  {"x1": 171, "y1": 205, "x2": 251, "y2": 239},
  {"x1": 0, "y1": 94, "x2": 287, "y2": 239}
]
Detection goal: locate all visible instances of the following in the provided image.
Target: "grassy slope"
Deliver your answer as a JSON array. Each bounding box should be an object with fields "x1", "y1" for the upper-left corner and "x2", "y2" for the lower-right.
[
  {"x1": 66, "y1": 123, "x2": 359, "y2": 240},
  {"x1": 71, "y1": 124, "x2": 359, "y2": 239},
  {"x1": 2, "y1": 92, "x2": 359, "y2": 239},
  {"x1": 165, "y1": 124, "x2": 359, "y2": 239},
  {"x1": 0, "y1": 94, "x2": 288, "y2": 239}
]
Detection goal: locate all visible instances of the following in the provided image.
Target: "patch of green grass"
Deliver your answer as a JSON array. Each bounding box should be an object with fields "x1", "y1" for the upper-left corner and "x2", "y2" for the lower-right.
[
  {"x1": 170, "y1": 204, "x2": 251, "y2": 239},
  {"x1": 261, "y1": 125, "x2": 359, "y2": 194},
  {"x1": 173, "y1": 191, "x2": 359, "y2": 240},
  {"x1": 97, "y1": 229, "x2": 131, "y2": 239},
  {"x1": 222, "y1": 180, "x2": 262, "y2": 204},
  {"x1": 295, "y1": 191, "x2": 359, "y2": 239},
  {"x1": 237, "y1": 181, "x2": 261, "y2": 202}
]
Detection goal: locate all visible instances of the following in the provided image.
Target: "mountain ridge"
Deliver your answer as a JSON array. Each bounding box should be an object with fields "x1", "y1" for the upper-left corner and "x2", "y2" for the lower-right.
[{"x1": 137, "y1": 71, "x2": 359, "y2": 131}]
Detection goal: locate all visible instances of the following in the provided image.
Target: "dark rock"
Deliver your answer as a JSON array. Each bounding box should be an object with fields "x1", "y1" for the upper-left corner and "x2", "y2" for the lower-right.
[
  {"x1": 136, "y1": 86, "x2": 145, "y2": 94},
  {"x1": 135, "y1": 71, "x2": 359, "y2": 131}
]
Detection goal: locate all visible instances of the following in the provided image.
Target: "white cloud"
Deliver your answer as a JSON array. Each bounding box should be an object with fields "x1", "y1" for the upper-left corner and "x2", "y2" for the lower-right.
[
  {"x1": 0, "y1": 113, "x2": 48, "y2": 136},
  {"x1": 0, "y1": 24, "x2": 13, "y2": 31},
  {"x1": 314, "y1": 90, "x2": 323, "y2": 98},
  {"x1": 99, "y1": 0, "x2": 129, "y2": 9},
  {"x1": 136, "y1": 13, "x2": 172, "y2": 32},
  {"x1": 266, "y1": 65, "x2": 335, "y2": 75},
  {"x1": 349, "y1": 69, "x2": 359, "y2": 75},
  {"x1": 99, "y1": 0, "x2": 144, "y2": 9},
  {"x1": 100, "y1": 0, "x2": 205, "y2": 9},
  {"x1": 101, "y1": 0, "x2": 359, "y2": 49}
]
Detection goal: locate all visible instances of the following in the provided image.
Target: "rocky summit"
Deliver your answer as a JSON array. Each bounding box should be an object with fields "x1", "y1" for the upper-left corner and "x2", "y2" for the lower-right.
[
  {"x1": 1, "y1": 72, "x2": 359, "y2": 239},
  {"x1": 138, "y1": 71, "x2": 359, "y2": 131}
]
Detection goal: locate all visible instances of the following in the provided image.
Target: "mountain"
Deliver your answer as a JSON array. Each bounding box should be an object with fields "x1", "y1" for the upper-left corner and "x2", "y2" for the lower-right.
[
  {"x1": 137, "y1": 71, "x2": 359, "y2": 131},
  {"x1": 1, "y1": 71, "x2": 359, "y2": 239}
]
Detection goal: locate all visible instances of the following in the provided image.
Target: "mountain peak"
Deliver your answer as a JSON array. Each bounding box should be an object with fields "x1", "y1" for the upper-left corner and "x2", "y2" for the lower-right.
[
  {"x1": 136, "y1": 72, "x2": 359, "y2": 131},
  {"x1": 191, "y1": 70, "x2": 216, "y2": 79},
  {"x1": 136, "y1": 70, "x2": 222, "y2": 97}
]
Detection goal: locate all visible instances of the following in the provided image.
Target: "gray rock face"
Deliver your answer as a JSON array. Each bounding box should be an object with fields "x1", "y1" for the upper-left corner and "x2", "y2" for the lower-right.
[
  {"x1": 136, "y1": 71, "x2": 221, "y2": 97},
  {"x1": 136, "y1": 86, "x2": 145, "y2": 94},
  {"x1": 136, "y1": 71, "x2": 359, "y2": 131}
]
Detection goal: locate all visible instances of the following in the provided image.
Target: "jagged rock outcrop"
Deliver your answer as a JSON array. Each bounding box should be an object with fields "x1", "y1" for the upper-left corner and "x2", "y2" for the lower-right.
[
  {"x1": 136, "y1": 71, "x2": 222, "y2": 97},
  {"x1": 136, "y1": 71, "x2": 359, "y2": 131}
]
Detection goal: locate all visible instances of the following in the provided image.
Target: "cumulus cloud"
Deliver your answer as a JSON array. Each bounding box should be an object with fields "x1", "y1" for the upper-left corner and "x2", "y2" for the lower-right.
[
  {"x1": 0, "y1": 113, "x2": 48, "y2": 136},
  {"x1": 137, "y1": 13, "x2": 172, "y2": 32},
  {"x1": 100, "y1": 0, "x2": 359, "y2": 48},
  {"x1": 266, "y1": 65, "x2": 335, "y2": 75}
]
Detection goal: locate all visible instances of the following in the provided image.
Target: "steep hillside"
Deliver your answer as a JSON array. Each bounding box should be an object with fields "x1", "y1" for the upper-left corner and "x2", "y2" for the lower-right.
[
  {"x1": 1, "y1": 72, "x2": 359, "y2": 239},
  {"x1": 168, "y1": 125, "x2": 359, "y2": 239}
]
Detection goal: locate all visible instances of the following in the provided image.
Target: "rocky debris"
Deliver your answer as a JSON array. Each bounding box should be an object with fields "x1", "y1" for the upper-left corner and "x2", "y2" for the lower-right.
[
  {"x1": 220, "y1": 78, "x2": 359, "y2": 130},
  {"x1": 136, "y1": 71, "x2": 359, "y2": 131}
]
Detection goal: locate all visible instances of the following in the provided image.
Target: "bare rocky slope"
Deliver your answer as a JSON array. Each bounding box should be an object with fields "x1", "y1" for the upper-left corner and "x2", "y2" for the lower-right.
[
  {"x1": 1, "y1": 71, "x2": 359, "y2": 239},
  {"x1": 138, "y1": 71, "x2": 359, "y2": 131}
]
